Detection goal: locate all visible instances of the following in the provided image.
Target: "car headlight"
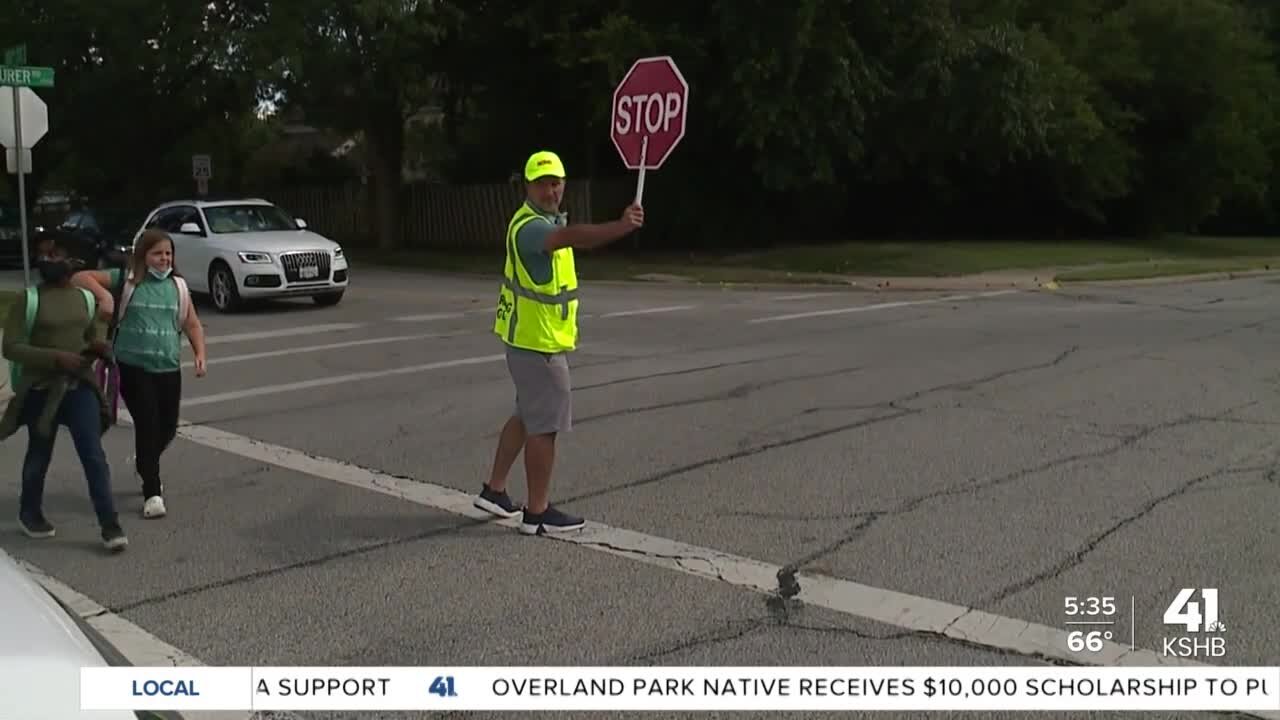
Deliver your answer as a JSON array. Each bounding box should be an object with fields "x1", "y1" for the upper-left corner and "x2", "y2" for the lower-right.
[
  {"x1": 238, "y1": 251, "x2": 272, "y2": 263},
  {"x1": 333, "y1": 246, "x2": 343, "y2": 258}
]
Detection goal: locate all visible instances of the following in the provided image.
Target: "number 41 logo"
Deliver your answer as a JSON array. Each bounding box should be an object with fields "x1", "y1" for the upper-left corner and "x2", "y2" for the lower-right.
[
  {"x1": 1163, "y1": 588, "x2": 1224, "y2": 632},
  {"x1": 429, "y1": 675, "x2": 458, "y2": 697}
]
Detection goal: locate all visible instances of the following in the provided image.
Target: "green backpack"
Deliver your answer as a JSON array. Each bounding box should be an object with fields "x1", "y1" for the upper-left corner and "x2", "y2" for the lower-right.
[{"x1": 8, "y1": 286, "x2": 97, "y2": 390}]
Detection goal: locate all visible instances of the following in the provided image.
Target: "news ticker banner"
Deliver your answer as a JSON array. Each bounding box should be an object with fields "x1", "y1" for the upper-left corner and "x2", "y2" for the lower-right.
[{"x1": 81, "y1": 666, "x2": 1280, "y2": 712}]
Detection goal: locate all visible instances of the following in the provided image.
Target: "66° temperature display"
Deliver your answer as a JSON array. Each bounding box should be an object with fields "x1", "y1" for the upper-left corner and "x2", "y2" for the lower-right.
[
  {"x1": 1063, "y1": 595, "x2": 1127, "y2": 654},
  {"x1": 1067, "y1": 629, "x2": 1113, "y2": 652}
]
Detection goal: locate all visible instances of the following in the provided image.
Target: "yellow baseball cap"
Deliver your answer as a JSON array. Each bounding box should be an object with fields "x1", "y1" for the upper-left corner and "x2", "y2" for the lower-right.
[{"x1": 524, "y1": 151, "x2": 566, "y2": 181}]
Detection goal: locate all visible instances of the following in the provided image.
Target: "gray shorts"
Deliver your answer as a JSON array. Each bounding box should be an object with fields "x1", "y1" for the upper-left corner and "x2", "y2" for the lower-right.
[{"x1": 506, "y1": 345, "x2": 572, "y2": 434}]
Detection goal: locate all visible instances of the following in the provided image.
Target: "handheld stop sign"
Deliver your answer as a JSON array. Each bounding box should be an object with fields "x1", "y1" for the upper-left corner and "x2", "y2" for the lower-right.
[{"x1": 610, "y1": 55, "x2": 689, "y2": 204}]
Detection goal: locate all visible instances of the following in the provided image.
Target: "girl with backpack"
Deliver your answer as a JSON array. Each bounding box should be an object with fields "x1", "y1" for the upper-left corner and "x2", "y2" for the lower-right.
[
  {"x1": 72, "y1": 229, "x2": 208, "y2": 519},
  {"x1": 2, "y1": 230, "x2": 128, "y2": 551}
]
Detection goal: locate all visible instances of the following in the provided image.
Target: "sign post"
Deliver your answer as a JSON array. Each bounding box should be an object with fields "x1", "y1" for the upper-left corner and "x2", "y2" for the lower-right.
[
  {"x1": 0, "y1": 50, "x2": 53, "y2": 287},
  {"x1": 610, "y1": 56, "x2": 689, "y2": 206},
  {"x1": 12, "y1": 87, "x2": 25, "y2": 285},
  {"x1": 192, "y1": 154, "x2": 211, "y2": 196}
]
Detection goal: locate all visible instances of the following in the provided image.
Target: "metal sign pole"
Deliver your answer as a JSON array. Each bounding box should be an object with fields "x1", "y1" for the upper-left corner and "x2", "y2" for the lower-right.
[{"x1": 12, "y1": 85, "x2": 29, "y2": 287}]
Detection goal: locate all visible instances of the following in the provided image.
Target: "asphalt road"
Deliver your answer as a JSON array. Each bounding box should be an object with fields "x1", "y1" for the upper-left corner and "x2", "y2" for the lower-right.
[{"x1": 0, "y1": 265, "x2": 1277, "y2": 720}]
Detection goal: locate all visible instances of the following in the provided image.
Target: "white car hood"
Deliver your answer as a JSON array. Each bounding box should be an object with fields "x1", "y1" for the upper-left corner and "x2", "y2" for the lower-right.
[
  {"x1": 212, "y1": 230, "x2": 339, "y2": 254},
  {"x1": 0, "y1": 549, "x2": 135, "y2": 719}
]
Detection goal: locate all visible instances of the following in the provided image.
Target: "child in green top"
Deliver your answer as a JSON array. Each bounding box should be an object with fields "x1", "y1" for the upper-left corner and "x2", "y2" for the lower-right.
[
  {"x1": 74, "y1": 229, "x2": 207, "y2": 520},
  {"x1": 1, "y1": 231, "x2": 127, "y2": 551}
]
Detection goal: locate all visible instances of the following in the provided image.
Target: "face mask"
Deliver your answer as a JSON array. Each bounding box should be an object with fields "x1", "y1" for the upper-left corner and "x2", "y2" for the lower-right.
[
  {"x1": 149, "y1": 267, "x2": 172, "y2": 280},
  {"x1": 36, "y1": 259, "x2": 71, "y2": 284}
]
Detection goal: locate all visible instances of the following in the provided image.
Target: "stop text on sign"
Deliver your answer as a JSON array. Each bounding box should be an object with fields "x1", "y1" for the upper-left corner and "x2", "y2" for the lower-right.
[{"x1": 614, "y1": 92, "x2": 684, "y2": 136}]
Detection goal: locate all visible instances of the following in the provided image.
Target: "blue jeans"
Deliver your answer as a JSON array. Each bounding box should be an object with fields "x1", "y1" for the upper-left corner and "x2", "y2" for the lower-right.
[{"x1": 19, "y1": 383, "x2": 117, "y2": 524}]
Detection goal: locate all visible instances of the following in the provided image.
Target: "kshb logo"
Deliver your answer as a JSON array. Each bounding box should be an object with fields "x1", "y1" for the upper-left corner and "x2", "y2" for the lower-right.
[
  {"x1": 1163, "y1": 588, "x2": 1223, "y2": 632},
  {"x1": 1161, "y1": 588, "x2": 1225, "y2": 658}
]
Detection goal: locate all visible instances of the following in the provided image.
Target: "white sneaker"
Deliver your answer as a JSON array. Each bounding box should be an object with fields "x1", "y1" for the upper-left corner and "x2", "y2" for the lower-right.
[{"x1": 142, "y1": 496, "x2": 166, "y2": 519}]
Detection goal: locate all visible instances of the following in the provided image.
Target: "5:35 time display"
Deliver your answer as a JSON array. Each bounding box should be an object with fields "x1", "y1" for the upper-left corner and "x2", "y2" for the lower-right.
[{"x1": 1064, "y1": 596, "x2": 1116, "y2": 616}]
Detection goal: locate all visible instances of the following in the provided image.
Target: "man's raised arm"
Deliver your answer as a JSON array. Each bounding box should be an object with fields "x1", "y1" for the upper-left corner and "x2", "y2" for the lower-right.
[{"x1": 544, "y1": 204, "x2": 645, "y2": 252}]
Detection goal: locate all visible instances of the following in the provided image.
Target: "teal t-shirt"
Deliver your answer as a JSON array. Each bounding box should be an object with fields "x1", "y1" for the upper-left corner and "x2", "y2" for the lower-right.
[
  {"x1": 514, "y1": 206, "x2": 566, "y2": 285},
  {"x1": 107, "y1": 269, "x2": 182, "y2": 373}
]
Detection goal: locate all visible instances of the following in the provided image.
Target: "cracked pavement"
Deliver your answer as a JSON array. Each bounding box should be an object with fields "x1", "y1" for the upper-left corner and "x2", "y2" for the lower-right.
[{"x1": 0, "y1": 268, "x2": 1277, "y2": 719}]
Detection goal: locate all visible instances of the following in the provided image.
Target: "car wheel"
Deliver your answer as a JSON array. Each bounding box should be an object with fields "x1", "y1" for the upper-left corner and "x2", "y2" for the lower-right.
[
  {"x1": 313, "y1": 291, "x2": 344, "y2": 307},
  {"x1": 209, "y1": 262, "x2": 242, "y2": 313}
]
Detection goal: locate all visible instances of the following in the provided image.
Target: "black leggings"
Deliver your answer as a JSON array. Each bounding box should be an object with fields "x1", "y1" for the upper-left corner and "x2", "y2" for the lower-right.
[{"x1": 118, "y1": 362, "x2": 182, "y2": 497}]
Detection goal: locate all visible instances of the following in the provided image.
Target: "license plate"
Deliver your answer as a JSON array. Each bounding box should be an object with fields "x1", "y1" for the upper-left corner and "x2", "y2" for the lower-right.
[{"x1": 300, "y1": 265, "x2": 319, "y2": 279}]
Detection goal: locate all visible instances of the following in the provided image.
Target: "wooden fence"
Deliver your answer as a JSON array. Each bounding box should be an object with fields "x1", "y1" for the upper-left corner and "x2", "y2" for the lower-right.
[{"x1": 267, "y1": 177, "x2": 630, "y2": 251}]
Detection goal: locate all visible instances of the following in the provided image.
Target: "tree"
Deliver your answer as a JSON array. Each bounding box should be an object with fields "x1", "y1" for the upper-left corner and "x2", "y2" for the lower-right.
[
  {"x1": 260, "y1": 0, "x2": 462, "y2": 249},
  {"x1": 0, "y1": 0, "x2": 269, "y2": 212},
  {"x1": 1114, "y1": 0, "x2": 1280, "y2": 232}
]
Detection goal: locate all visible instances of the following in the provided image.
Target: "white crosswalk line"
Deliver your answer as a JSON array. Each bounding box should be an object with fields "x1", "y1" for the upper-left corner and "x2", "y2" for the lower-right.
[
  {"x1": 599, "y1": 305, "x2": 697, "y2": 318},
  {"x1": 181, "y1": 353, "x2": 506, "y2": 407},
  {"x1": 204, "y1": 323, "x2": 364, "y2": 345},
  {"x1": 184, "y1": 333, "x2": 446, "y2": 368},
  {"x1": 749, "y1": 291, "x2": 1018, "y2": 324}
]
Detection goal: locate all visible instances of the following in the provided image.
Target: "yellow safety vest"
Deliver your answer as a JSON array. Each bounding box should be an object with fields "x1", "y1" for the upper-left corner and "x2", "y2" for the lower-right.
[{"x1": 494, "y1": 202, "x2": 579, "y2": 352}]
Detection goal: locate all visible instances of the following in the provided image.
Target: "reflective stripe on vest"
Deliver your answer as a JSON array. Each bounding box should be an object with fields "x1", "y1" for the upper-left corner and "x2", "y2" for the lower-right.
[
  {"x1": 500, "y1": 276, "x2": 578, "y2": 320},
  {"x1": 494, "y1": 202, "x2": 579, "y2": 352}
]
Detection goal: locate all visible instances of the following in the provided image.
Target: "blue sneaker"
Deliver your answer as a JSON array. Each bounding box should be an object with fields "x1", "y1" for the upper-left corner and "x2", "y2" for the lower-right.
[
  {"x1": 100, "y1": 518, "x2": 128, "y2": 552},
  {"x1": 473, "y1": 485, "x2": 521, "y2": 518},
  {"x1": 519, "y1": 506, "x2": 585, "y2": 536},
  {"x1": 18, "y1": 512, "x2": 54, "y2": 539}
]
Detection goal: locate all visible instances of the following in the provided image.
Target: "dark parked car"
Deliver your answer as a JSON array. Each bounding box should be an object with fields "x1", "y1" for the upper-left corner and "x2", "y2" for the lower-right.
[
  {"x1": 0, "y1": 205, "x2": 26, "y2": 267},
  {"x1": 53, "y1": 207, "x2": 142, "y2": 268}
]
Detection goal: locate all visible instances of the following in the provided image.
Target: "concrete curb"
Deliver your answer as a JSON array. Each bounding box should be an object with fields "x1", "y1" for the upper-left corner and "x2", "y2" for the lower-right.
[
  {"x1": 588, "y1": 271, "x2": 1062, "y2": 293},
  {"x1": 599, "y1": 266, "x2": 1280, "y2": 292},
  {"x1": 1054, "y1": 267, "x2": 1280, "y2": 287}
]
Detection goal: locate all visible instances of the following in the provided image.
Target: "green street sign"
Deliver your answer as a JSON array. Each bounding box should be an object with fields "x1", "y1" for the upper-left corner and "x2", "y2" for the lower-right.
[
  {"x1": 0, "y1": 66, "x2": 54, "y2": 88},
  {"x1": 3, "y1": 45, "x2": 25, "y2": 66}
]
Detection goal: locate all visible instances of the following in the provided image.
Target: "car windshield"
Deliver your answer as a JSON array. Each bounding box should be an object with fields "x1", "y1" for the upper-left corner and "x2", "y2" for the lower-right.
[{"x1": 203, "y1": 204, "x2": 298, "y2": 233}]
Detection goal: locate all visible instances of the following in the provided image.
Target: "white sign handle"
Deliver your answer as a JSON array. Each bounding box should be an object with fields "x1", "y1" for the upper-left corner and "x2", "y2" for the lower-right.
[{"x1": 634, "y1": 136, "x2": 649, "y2": 206}]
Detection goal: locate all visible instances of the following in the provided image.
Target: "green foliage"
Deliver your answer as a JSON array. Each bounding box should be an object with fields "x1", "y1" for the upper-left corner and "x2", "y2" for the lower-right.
[
  {"x1": 254, "y1": 0, "x2": 463, "y2": 247},
  {"x1": 12, "y1": 0, "x2": 1280, "y2": 245},
  {"x1": 261, "y1": 0, "x2": 460, "y2": 132},
  {"x1": 1114, "y1": 0, "x2": 1280, "y2": 232},
  {"x1": 706, "y1": 0, "x2": 882, "y2": 191},
  {"x1": 0, "y1": 0, "x2": 268, "y2": 208}
]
